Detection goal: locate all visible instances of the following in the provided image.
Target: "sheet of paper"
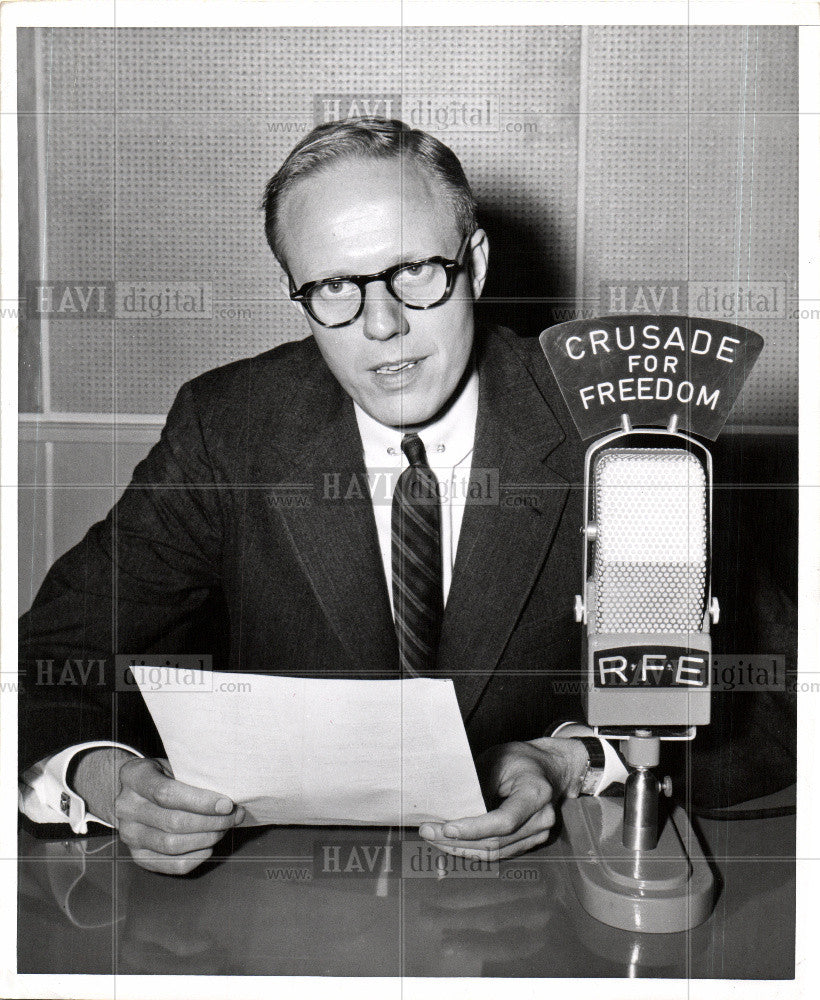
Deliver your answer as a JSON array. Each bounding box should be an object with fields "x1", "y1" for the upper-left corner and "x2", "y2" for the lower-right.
[{"x1": 134, "y1": 669, "x2": 486, "y2": 826}]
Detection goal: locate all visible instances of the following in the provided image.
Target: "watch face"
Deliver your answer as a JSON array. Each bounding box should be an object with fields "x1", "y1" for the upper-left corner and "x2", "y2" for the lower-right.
[{"x1": 581, "y1": 766, "x2": 604, "y2": 797}]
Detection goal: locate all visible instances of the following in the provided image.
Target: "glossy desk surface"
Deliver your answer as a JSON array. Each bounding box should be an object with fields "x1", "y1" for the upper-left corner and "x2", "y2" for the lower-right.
[{"x1": 18, "y1": 787, "x2": 795, "y2": 978}]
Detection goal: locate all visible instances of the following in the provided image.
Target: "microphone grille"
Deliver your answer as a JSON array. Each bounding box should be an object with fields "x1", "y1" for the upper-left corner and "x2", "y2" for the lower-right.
[{"x1": 592, "y1": 448, "x2": 708, "y2": 633}]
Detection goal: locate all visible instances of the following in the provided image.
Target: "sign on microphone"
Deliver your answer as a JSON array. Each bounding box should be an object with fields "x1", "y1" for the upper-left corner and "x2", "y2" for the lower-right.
[
  {"x1": 539, "y1": 314, "x2": 763, "y2": 440},
  {"x1": 594, "y1": 648, "x2": 709, "y2": 688}
]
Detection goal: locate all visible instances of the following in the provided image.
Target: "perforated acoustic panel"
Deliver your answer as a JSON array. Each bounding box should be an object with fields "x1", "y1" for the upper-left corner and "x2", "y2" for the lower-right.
[
  {"x1": 582, "y1": 25, "x2": 797, "y2": 427},
  {"x1": 687, "y1": 112, "x2": 798, "y2": 427}
]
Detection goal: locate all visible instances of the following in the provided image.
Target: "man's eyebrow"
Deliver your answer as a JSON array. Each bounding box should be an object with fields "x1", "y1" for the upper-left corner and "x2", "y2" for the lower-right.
[{"x1": 312, "y1": 250, "x2": 440, "y2": 282}]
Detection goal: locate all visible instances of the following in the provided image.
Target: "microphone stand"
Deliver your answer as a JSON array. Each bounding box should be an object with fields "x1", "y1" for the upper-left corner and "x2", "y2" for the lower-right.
[
  {"x1": 560, "y1": 734, "x2": 714, "y2": 933},
  {"x1": 622, "y1": 730, "x2": 671, "y2": 850}
]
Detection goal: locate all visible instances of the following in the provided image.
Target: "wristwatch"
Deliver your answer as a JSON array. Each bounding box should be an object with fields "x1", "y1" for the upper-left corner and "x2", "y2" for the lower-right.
[
  {"x1": 549, "y1": 722, "x2": 629, "y2": 796},
  {"x1": 575, "y1": 735, "x2": 607, "y2": 796}
]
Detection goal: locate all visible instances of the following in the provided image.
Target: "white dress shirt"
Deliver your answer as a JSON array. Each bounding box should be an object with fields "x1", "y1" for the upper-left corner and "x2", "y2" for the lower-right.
[{"x1": 353, "y1": 367, "x2": 480, "y2": 616}]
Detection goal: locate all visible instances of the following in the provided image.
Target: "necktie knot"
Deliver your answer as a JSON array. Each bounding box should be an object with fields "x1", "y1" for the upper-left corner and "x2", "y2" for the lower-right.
[{"x1": 401, "y1": 433, "x2": 428, "y2": 468}]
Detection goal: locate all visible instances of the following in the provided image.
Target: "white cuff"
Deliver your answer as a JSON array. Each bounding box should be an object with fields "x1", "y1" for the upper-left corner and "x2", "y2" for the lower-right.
[
  {"x1": 19, "y1": 741, "x2": 144, "y2": 834},
  {"x1": 550, "y1": 722, "x2": 629, "y2": 796}
]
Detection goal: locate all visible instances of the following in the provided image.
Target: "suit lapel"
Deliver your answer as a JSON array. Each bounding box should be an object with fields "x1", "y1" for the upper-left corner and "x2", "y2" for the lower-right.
[
  {"x1": 258, "y1": 345, "x2": 399, "y2": 673},
  {"x1": 439, "y1": 330, "x2": 571, "y2": 720},
  {"x1": 252, "y1": 329, "x2": 571, "y2": 696}
]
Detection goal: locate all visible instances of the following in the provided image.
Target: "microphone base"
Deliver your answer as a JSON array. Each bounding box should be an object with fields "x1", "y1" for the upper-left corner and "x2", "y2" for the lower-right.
[{"x1": 559, "y1": 796, "x2": 714, "y2": 933}]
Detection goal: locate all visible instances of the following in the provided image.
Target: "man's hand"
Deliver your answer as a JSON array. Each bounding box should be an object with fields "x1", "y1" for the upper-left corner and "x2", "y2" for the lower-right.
[
  {"x1": 418, "y1": 737, "x2": 588, "y2": 861},
  {"x1": 72, "y1": 749, "x2": 244, "y2": 875}
]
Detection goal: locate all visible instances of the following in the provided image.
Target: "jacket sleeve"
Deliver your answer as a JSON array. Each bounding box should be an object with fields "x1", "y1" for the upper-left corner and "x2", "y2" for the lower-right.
[
  {"x1": 663, "y1": 457, "x2": 797, "y2": 810},
  {"x1": 18, "y1": 380, "x2": 226, "y2": 771},
  {"x1": 667, "y1": 557, "x2": 797, "y2": 809}
]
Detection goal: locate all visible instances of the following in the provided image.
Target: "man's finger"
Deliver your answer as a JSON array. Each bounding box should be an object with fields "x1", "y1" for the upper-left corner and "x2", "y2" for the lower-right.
[
  {"x1": 128, "y1": 845, "x2": 215, "y2": 876},
  {"x1": 120, "y1": 820, "x2": 230, "y2": 856},
  {"x1": 123, "y1": 798, "x2": 244, "y2": 834},
  {"x1": 428, "y1": 827, "x2": 552, "y2": 862},
  {"x1": 432, "y1": 780, "x2": 549, "y2": 842},
  {"x1": 420, "y1": 803, "x2": 556, "y2": 851},
  {"x1": 123, "y1": 759, "x2": 236, "y2": 816}
]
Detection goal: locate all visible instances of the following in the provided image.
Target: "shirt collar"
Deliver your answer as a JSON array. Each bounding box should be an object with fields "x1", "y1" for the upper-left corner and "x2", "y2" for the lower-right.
[{"x1": 354, "y1": 366, "x2": 479, "y2": 468}]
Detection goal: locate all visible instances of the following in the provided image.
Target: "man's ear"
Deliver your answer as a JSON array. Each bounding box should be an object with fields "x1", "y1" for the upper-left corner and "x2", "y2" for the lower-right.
[
  {"x1": 468, "y1": 229, "x2": 489, "y2": 300},
  {"x1": 279, "y1": 270, "x2": 305, "y2": 319}
]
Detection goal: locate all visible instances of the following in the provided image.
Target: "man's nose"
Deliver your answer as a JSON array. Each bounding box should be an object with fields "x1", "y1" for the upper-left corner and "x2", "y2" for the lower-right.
[{"x1": 361, "y1": 281, "x2": 409, "y2": 340}]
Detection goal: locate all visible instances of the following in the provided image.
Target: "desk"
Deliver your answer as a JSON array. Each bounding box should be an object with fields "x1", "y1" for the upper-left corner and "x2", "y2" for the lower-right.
[{"x1": 17, "y1": 787, "x2": 795, "y2": 978}]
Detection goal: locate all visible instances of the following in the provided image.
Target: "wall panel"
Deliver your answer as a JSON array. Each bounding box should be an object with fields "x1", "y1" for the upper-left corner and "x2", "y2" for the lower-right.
[{"x1": 581, "y1": 25, "x2": 798, "y2": 427}]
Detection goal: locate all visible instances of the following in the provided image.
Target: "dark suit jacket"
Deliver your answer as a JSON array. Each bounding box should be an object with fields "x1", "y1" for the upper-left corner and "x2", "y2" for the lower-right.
[{"x1": 19, "y1": 325, "x2": 795, "y2": 808}]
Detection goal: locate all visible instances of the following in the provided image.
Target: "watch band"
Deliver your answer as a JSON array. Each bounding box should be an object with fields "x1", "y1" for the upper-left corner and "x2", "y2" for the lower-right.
[{"x1": 573, "y1": 735, "x2": 606, "y2": 770}]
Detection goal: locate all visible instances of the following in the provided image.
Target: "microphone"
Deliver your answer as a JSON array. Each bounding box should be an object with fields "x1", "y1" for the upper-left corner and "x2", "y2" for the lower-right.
[
  {"x1": 540, "y1": 314, "x2": 764, "y2": 933},
  {"x1": 581, "y1": 436, "x2": 713, "y2": 731}
]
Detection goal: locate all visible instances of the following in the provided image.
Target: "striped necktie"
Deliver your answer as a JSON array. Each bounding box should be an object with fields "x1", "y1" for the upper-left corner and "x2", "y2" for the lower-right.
[{"x1": 391, "y1": 433, "x2": 444, "y2": 676}]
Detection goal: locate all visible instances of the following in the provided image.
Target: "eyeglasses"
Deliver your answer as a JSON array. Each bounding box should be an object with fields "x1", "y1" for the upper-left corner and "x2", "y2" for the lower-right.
[{"x1": 288, "y1": 232, "x2": 473, "y2": 328}]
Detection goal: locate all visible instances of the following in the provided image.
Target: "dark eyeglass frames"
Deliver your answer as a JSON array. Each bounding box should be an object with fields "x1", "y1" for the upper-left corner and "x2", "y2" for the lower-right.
[{"x1": 288, "y1": 232, "x2": 474, "y2": 328}]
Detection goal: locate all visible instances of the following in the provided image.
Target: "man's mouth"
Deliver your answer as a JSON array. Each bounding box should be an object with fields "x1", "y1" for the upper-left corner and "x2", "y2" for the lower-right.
[{"x1": 371, "y1": 358, "x2": 424, "y2": 375}]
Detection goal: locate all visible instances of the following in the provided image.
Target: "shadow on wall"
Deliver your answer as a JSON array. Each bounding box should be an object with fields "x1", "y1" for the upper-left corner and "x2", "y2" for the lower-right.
[{"x1": 475, "y1": 206, "x2": 574, "y2": 339}]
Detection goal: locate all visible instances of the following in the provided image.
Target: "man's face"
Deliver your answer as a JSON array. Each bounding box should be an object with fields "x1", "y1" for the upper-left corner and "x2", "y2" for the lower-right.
[{"x1": 279, "y1": 156, "x2": 488, "y2": 427}]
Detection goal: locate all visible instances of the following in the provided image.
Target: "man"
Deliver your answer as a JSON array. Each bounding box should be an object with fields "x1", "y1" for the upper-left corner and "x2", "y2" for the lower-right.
[{"x1": 19, "y1": 118, "x2": 791, "y2": 873}]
